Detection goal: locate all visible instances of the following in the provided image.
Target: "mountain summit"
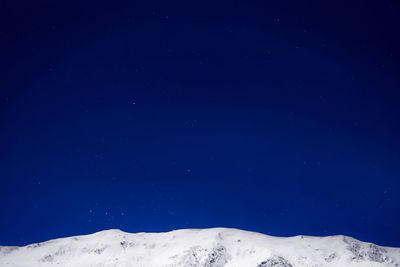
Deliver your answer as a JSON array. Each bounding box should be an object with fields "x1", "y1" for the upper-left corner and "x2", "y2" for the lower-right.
[{"x1": 1, "y1": 228, "x2": 399, "y2": 267}]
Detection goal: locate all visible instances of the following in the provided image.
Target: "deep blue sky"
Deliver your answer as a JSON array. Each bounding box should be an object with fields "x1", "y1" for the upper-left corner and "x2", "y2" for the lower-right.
[{"x1": 1, "y1": 1, "x2": 399, "y2": 247}]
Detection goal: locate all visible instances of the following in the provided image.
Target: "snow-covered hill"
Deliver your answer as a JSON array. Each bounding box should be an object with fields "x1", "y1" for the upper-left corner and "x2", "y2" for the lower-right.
[{"x1": 0, "y1": 228, "x2": 399, "y2": 267}]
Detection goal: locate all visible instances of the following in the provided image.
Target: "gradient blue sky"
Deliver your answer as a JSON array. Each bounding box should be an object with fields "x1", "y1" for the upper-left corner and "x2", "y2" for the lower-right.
[{"x1": 1, "y1": 0, "x2": 399, "y2": 247}]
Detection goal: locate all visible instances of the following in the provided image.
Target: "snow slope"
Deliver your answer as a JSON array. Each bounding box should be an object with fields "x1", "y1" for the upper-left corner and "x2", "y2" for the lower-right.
[{"x1": 0, "y1": 228, "x2": 399, "y2": 267}]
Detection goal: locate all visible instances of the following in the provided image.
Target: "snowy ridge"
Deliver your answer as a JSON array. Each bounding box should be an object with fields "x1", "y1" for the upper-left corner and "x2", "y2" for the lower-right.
[{"x1": 0, "y1": 228, "x2": 399, "y2": 267}]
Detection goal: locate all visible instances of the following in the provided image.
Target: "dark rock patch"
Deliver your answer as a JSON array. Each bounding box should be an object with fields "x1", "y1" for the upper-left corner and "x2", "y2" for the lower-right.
[{"x1": 258, "y1": 256, "x2": 293, "y2": 267}]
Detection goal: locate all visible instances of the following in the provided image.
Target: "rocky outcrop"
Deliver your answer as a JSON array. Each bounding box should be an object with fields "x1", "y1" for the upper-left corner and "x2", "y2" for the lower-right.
[
  {"x1": 258, "y1": 256, "x2": 293, "y2": 267},
  {"x1": 171, "y1": 245, "x2": 230, "y2": 267},
  {"x1": 344, "y1": 237, "x2": 390, "y2": 263}
]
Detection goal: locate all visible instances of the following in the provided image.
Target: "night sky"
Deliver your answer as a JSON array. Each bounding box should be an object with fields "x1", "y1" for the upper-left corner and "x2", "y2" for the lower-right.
[{"x1": 1, "y1": 1, "x2": 400, "y2": 247}]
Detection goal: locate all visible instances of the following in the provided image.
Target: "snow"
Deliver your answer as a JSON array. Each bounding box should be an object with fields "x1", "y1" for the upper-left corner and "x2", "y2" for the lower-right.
[{"x1": 0, "y1": 228, "x2": 399, "y2": 267}]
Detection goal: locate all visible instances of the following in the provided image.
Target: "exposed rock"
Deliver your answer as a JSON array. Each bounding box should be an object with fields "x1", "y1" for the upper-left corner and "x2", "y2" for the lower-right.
[
  {"x1": 40, "y1": 254, "x2": 54, "y2": 262},
  {"x1": 324, "y1": 252, "x2": 337, "y2": 262},
  {"x1": 172, "y1": 245, "x2": 230, "y2": 267},
  {"x1": 258, "y1": 256, "x2": 293, "y2": 267},
  {"x1": 344, "y1": 237, "x2": 389, "y2": 263}
]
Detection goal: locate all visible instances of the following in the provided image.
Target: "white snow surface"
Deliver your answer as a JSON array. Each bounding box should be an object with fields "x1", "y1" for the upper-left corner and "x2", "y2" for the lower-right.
[{"x1": 0, "y1": 228, "x2": 399, "y2": 267}]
